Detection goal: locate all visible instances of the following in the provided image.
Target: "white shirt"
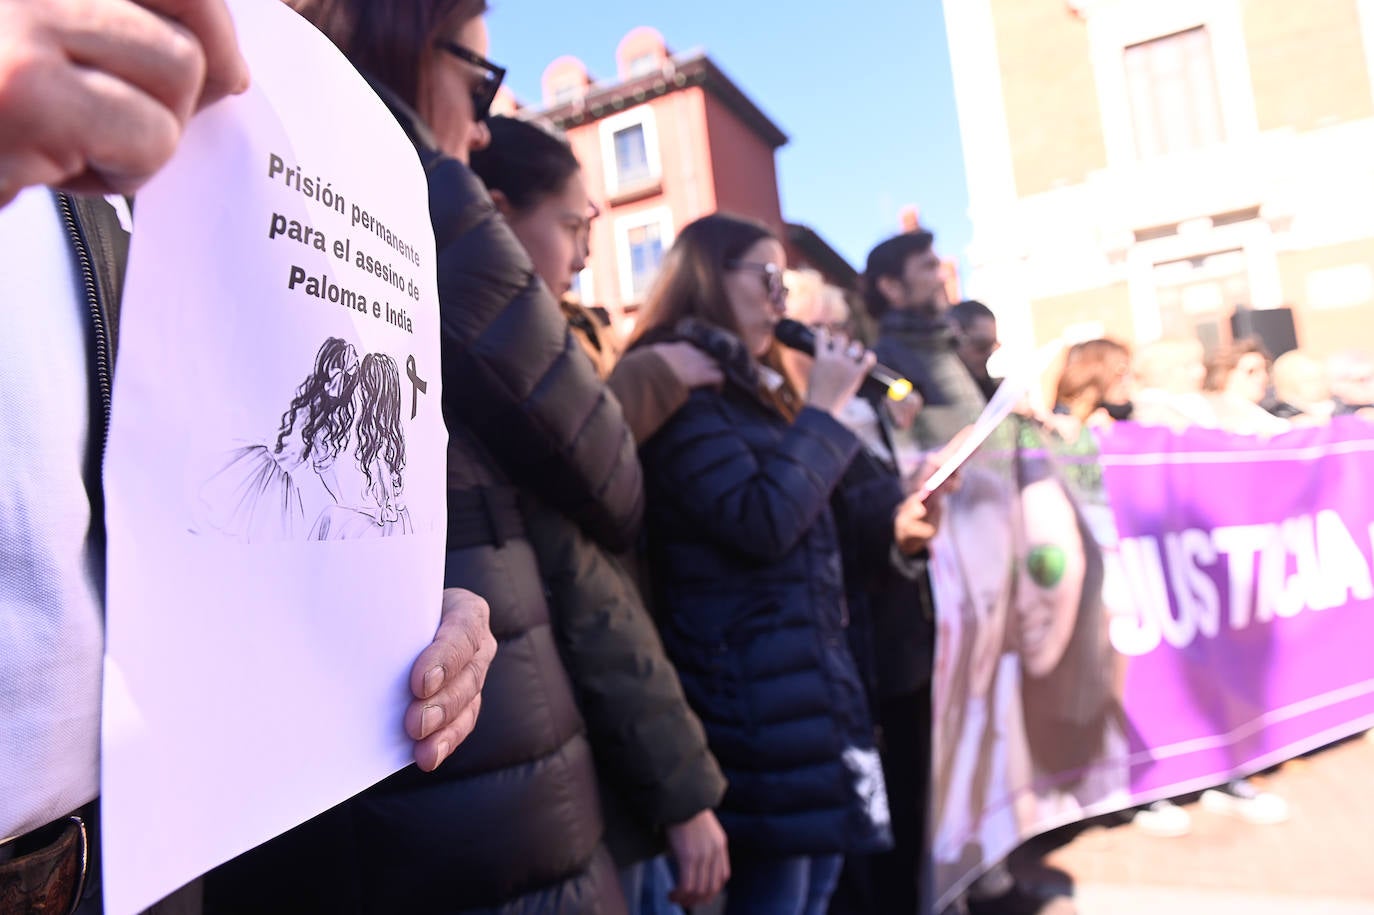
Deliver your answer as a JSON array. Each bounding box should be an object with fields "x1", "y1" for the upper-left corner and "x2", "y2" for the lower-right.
[{"x1": 0, "y1": 188, "x2": 105, "y2": 840}]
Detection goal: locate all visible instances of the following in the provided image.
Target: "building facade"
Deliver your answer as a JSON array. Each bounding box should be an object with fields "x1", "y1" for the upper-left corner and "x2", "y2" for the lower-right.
[
  {"x1": 944, "y1": 0, "x2": 1374, "y2": 360},
  {"x1": 525, "y1": 27, "x2": 855, "y2": 327}
]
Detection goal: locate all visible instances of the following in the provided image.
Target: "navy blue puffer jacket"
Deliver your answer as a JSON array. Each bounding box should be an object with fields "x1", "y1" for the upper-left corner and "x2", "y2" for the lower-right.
[{"x1": 638, "y1": 326, "x2": 893, "y2": 858}]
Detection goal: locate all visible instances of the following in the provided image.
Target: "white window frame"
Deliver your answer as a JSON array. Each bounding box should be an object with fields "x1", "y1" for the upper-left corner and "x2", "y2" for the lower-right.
[
  {"x1": 1084, "y1": 0, "x2": 1259, "y2": 167},
  {"x1": 1125, "y1": 218, "x2": 1281, "y2": 343},
  {"x1": 599, "y1": 106, "x2": 662, "y2": 198},
  {"x1": 614, "y1": 206, "x2": 674, "y2": 305},
  {"x1": 570, "y1": 266, "x2": 595, "y2": 305}
]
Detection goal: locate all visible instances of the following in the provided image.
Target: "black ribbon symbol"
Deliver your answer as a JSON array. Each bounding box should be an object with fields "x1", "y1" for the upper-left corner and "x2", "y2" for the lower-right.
[{"x1": 406, "y1": 355, "x2": 427, "y2": 419}]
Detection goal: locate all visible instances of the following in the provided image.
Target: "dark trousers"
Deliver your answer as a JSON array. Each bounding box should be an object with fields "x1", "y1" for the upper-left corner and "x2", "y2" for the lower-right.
[{"x1": 827, "y1": 684, "x2": 933, "y2": 915}]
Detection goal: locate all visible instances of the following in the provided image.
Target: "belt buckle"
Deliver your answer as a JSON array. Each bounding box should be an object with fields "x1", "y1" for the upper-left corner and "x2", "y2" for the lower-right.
[{"x1": 64, "y1": 815, "x2": 89, "y2": 915}]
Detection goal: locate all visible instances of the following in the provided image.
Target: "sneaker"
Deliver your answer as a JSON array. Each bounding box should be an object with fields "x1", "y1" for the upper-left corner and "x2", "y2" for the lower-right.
[
  {"x1": 1132, "y1": 799, "x2": 1192, "y2": 837},
  {"x1": 1199, "y1": 778, "x2": 1290, "y2": 825}
]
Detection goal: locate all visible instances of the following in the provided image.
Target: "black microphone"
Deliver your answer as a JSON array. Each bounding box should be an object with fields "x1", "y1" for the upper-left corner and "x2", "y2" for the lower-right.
[{"x1": 774, "y1": 318, "x2": 914, "y2": 402}]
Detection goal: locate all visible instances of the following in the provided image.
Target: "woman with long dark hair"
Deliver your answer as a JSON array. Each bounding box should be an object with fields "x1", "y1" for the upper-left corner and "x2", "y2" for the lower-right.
[
  {"x1": 470, "y1": 114, "x2": 723, "y2": 440},
  {"x1": 198, "y1": 335, "x2": 358, "y2": 541},
  {"x1": 628, "y1": 213, "x2": 891, "y2": 915},
  {"x1": 310, "y1": 352, "x2": 413, "y2": 537},
  {"x1": 471, "y1": 115, "x2": 730, "y2": 912},
  {"x1": 206, "y1": 1, "x2": 641, "y2": 911}
]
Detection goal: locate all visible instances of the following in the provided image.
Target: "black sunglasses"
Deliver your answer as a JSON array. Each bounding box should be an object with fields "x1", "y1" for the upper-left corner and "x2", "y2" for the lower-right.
[
  {"x1": 434, "y1": 41, "x2": 507, "y2": 122},
  {"x1": 726, "y1": 260, "x2": 788, "y2": 306}
]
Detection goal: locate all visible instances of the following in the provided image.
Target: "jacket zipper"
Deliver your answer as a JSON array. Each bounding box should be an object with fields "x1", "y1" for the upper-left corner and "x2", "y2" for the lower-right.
[{"x1": 56, "y1": 194, "x2": 113, "y2": 455}]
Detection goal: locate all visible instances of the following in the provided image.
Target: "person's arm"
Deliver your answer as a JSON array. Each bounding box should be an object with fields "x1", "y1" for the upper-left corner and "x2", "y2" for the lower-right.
[
  {"x1": 608, "y1": 343, "x2": 723, "y2": 445},
  {"x1": 404, "y1": 588, "x2": 497, "y2": 772},
  {"x1": 525, "y1": 500, "x2": 728, "y2": 902},
  {"x1": 665, "y1": 810, "x2": 730, "y2": 908},
  {"x1": 607, "y1": 348, "x2": 689, "y2": 445},
  {"x1": 645, "y1": 394, "x2": 861, "y2": 563},
  {"x1": 0, "y1": 0, "x2": 249, "y2": 207},
  {"x1": 834, "y1": 448, "x2": 906, "y2": 571},
  {"x1": 891, "y1": 492, "x2": 939, "y2": 573},
  {"x1": 644, "y1": 331, "x2": 874, "y2": 562}
]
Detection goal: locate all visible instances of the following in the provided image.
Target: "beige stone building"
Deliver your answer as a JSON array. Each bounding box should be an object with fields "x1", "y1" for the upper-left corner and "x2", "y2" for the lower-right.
[{"x1": 944, "y1": 0, "x2": 1374, "y2": 362}]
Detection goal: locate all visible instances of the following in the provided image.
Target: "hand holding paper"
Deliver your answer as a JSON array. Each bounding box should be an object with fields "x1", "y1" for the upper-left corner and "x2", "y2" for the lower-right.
[
  {"x1": 894, "y1": 492, "x2": 939, "y2": 556},
  {"x1": 914, "y1": 342, "x2": 1063, "y2": 500},
  {"x1": 407, "y1": 588, "x2": 498, "y2": 772},
  {"x1": 0, "y1": 0, "x2": 250, "y2": 205},
  {"x1": 102, "y1": 2, "x2": 449, "y2": 910}
]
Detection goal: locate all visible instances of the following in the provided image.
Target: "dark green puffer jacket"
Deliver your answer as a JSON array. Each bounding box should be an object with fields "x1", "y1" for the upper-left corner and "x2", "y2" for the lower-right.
[{"x1": 525, "y1": 497, "x2": 727, "y2": 867}]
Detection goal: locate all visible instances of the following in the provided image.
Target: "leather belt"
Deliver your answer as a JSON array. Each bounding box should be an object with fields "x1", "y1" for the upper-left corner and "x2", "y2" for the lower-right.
[{"x1": 0, "y1": 815, "x2": 88, "y2": 915}]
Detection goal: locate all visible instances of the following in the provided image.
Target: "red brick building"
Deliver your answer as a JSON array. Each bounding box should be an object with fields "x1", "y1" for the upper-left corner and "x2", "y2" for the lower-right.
[
  {"x1": 945, "y1": 0, "x2": 1374, "y2": 360},
  {"x1": 522, "y1": 27, "x2": 856, "y2": 326}
]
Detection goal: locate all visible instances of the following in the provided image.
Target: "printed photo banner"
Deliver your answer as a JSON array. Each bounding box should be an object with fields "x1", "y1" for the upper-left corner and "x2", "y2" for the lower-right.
[{"x1": 928, "y1": 417, "x2": 1374, "y2": 912}]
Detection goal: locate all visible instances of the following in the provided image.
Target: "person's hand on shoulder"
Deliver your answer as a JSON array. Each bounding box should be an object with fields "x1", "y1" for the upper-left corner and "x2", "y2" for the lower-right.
[
  {"x1": 0, "y1": 0, "x2": 250, "y2": 207},
  {"x1": 651, "y1": 341, "x2": 724, "y2": 390},
  {"x1": 405, "y1": 588, "x2": 498, "y2": 772},
  {"x1": 665, "y1": 808, "x2": 729, "y2": 908}
]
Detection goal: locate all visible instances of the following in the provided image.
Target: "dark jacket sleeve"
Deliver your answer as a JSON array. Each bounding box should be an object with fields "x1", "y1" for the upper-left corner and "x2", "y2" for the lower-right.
[
  {"x1": 525, "y1": 499, "x2": 727, "y2": 832},
  {"x1": 423, "y1": 152, "x2": 643, "y2": 550},
  {"x1": 644, "y1": 394, "x2": 860, "y2": 564},
  {"x1": 607, "y1": 348, "x2": 691, "y2": 445},
  {"x1": 833, "y1": 448, "x2": 906, "y2": 583}
]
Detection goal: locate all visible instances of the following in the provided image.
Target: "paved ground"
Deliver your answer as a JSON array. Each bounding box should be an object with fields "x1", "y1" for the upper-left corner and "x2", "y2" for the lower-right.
[{"x1": 1009, "y1": 732, "x2": 1374, "y2": 914}]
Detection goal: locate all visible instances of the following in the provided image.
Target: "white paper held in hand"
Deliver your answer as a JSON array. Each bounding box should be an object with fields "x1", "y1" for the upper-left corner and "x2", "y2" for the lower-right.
[
  {"x1": 100, "y1": 1, "x2": 446, "y2": 911},
  {"x1": 915, "y1": 342, "x2": 1063, "y2": 499}
]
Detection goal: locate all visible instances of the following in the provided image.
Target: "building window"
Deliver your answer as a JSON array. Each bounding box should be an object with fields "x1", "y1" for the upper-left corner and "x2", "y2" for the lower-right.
[
  {"x1": 599, "y1": 108, "x2": 662, "y2": 198},
  {"x1": 551, "y1": 83, "x2": 579, "y2": 106},
  {"x1": 626, "y1": 222, "x2": 664, "y2": 298},
  {"x1": 615, "y1": 207, "x2": 673, "y2": 304},
  {"x1": 613, "y1": 124, "x2": 652, "y2": 187},
  {"x1": 1124, "y1": 27, "x2": 1225, "y2": 158},
  {"x1": 1153, "y1": 249, "x2": 1249, "y2": 346},
  {"x1": 569, "y1": 266, "x2": 595, "y2": 305}
]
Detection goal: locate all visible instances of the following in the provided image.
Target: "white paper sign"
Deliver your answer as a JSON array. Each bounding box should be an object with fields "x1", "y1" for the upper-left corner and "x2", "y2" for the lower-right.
[
  {"x1": 916, "y1": 342, "x2": 1062, "y2": 498},
  {"x1": 101, "y1": 2, "x2": 446, "y2": 911}
]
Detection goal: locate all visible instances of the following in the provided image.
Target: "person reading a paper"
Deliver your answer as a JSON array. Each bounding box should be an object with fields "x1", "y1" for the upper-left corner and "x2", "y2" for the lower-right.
[{"x1": 0, "y1": 2, "x2": 498, "y2": 913}]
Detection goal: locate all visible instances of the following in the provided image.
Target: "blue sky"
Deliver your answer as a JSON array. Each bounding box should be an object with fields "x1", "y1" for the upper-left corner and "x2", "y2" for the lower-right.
[{"x1": 488, "y1": 0, "x2": 972, "y2": 274}]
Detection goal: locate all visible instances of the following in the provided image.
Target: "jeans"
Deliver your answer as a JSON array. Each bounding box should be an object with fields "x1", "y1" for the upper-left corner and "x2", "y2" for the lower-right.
[
  {"x1": 619, "y1": 855, "x2": 685, "y2": 915},
  {"x1": 724, "y1": 853, "x2": 842, "y2": 915}
]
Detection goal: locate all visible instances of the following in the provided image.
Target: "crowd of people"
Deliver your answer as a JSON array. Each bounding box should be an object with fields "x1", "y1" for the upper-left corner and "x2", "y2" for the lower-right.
[
  {"x1": 3, "y1": 2, "x2": 1364, "y2": 915},
  {"x1": 1044, "y1": 334, "x2": 1374, "y2": 440}
]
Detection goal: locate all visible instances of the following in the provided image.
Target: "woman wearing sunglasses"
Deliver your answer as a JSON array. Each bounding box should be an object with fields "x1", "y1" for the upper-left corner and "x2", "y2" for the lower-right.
[
  {"x1": 206, "y1": 2, "x2": 641, "y2": 913},
  {"x1": 625, "y1": 214, "x2": 893, "y2": 915}
]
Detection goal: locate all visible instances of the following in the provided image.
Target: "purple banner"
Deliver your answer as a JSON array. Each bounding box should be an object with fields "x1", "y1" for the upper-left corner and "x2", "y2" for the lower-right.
[
  {"x1": 927, "y1": 417, "x2": 1374, "y2": 912},
  {"x1": 1101, "y1": 417, "x2": 1374, "y2": 799}
]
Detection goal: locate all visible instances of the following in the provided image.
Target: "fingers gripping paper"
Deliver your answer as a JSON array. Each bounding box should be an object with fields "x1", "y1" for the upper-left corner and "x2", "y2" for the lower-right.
[{"x1": 101, "y1": 2, "x2": 446, "y2": 911}]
